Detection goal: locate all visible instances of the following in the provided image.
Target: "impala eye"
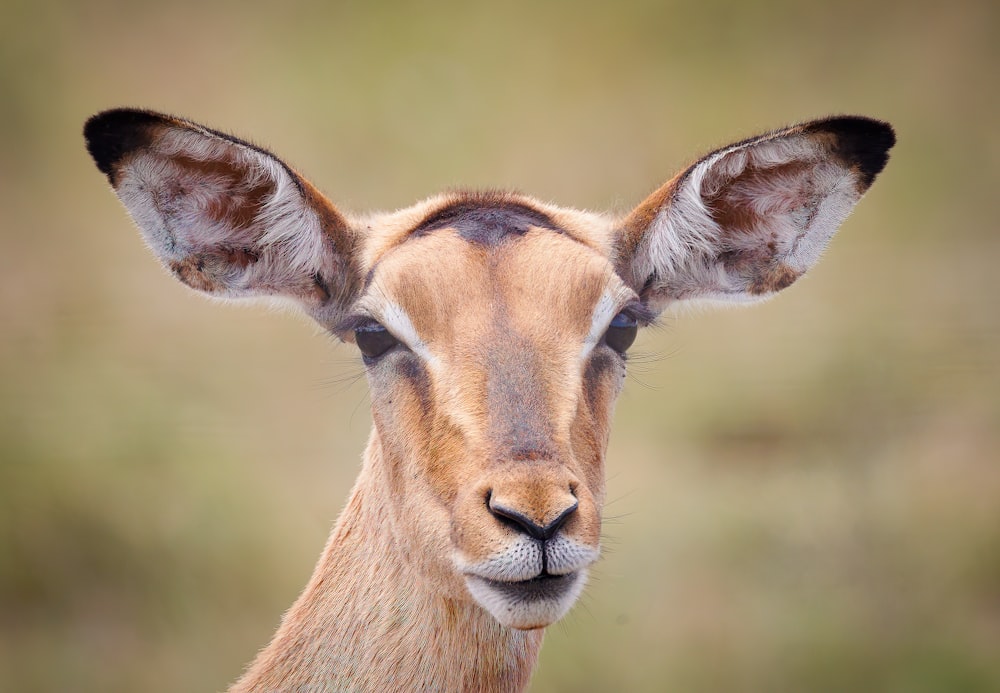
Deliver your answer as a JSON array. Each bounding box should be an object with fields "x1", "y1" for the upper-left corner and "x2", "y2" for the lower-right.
[
  {"x1": 355, "y1": 323, "x2": 399, "y2": 361},
  {"x1": 604, "y1": 311, "x2": 638, "y2": 355}
]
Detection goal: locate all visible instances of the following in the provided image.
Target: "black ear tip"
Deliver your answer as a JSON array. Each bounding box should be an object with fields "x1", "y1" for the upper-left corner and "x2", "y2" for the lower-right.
[
  {"x1": 84, "y1": 108, "x2": 167, "y2": 182},
  {"x1": 811, "y1": 116, "x2": 896, "y2": 188}
]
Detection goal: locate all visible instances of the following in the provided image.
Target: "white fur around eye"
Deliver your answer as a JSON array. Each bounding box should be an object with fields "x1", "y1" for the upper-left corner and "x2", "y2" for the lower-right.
[
  {"x1": 580, "y1": 287, "x2": 635, "y2": 360},
  {"x1": 376, "y1": 301, "x2": 440, "y2": 369}
]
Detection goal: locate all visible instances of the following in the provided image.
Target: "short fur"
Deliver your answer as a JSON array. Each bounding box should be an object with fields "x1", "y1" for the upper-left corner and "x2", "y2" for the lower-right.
[{"x1": 84, "y1": 109, "x2": 894, "y2": 691}]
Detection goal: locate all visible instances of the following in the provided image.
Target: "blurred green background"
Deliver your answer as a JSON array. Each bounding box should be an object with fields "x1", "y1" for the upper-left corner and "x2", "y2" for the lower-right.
[{"x1": 1, "y1": 0, "x2": 998, "y2": 690}]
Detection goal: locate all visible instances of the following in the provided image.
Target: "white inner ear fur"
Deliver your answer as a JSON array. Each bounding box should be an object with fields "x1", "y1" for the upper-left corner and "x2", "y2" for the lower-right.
[
  {"x1": 116, "y1": 127, "x2": 331, "y2": 296},
  {"x1": 637, "y1": 134, "x2": 863, "y2": 307}
]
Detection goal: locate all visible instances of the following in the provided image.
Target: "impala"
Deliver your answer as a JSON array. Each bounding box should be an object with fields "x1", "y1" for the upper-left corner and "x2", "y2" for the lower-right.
[{"x1": 84, "y1": 109, "x2": 894, "y2": 691}]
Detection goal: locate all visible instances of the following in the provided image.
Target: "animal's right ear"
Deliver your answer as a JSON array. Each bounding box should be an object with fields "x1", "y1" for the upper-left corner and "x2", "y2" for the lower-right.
[{"x1": 84, "y1": 108, "x2": 361, "y2": 329}]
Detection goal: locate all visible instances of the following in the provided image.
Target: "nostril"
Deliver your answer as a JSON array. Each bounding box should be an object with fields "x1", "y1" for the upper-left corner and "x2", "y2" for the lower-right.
[
  {"x1": 487, "y1": 499, "x2": 544, "y2": 540},
  {"x1": 487, "y1": 497, "x2": 579, "y2": 541},
  {"x1": 546, "y1": 501, "x2": 578, "y2": 538}
]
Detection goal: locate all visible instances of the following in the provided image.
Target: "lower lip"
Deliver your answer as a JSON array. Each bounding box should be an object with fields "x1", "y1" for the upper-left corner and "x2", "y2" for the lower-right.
[{"x1": 476, "y1": 573, "x2": 578, "y2": 602}]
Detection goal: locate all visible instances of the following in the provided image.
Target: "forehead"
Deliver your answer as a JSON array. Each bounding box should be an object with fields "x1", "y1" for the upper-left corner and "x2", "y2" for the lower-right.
[{"x1": 360, "y1": 198, "x2": 626, "y2": 340}]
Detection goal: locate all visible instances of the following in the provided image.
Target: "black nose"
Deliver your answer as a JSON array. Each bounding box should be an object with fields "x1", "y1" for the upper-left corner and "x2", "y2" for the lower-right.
[{"x1": 486, "y1": 493, "x2": 578, "y2": 541}]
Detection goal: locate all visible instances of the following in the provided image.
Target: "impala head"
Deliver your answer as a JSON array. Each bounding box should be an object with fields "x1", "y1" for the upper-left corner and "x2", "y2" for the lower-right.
[{"x1": 85, "y1": 109, "x2": 893, "y2": 631}]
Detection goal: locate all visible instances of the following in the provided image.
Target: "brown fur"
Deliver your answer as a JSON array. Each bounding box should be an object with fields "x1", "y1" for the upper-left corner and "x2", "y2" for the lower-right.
[{"x1": 83, "y1": 109, "x2": 894, "y2": 692}]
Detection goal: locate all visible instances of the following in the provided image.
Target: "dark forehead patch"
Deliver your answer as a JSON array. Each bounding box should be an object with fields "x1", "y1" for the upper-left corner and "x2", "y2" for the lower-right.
[{"x1": 411, "y1": 194, "x2": 563, "y2": 246}]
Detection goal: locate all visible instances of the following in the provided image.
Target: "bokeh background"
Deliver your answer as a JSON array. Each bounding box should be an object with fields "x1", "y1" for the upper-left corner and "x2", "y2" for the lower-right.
[{"x1": 2, "y1": 0, "x2": 998, "y2": 690}]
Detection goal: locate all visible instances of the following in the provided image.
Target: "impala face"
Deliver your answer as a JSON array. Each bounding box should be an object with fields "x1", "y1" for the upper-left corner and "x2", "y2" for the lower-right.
[
  {"x1": 352, "y1": 209, "x2": 644, "y2": 628},
  {"x1": 84, "y1": 109, "x2": 894, "y2": 635}
]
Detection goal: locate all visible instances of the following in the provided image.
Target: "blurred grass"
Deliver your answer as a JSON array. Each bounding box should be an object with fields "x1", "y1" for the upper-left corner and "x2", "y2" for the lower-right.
[{"x1": 1, "y1": 0, "x2": 998, "y2": 690}]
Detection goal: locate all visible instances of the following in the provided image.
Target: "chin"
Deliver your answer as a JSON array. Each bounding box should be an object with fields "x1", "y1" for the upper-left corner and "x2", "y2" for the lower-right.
[{"x1": 465, "y1": 570, "x2": 589, "y2": 630}]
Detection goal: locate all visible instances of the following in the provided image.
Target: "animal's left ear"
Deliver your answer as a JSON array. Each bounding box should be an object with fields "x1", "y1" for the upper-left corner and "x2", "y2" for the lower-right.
[{"x1": 614, "y1": 116, "x2": 895, "y2": 314}]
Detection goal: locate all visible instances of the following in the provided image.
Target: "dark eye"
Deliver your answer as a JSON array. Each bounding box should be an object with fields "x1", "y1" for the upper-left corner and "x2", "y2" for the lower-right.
[
  {"x1": 355, "y1": 323, "x2": 399, "y2": 361},
  {"x1": 604, "y1": 311, "x2": 638, "y2": 355}
]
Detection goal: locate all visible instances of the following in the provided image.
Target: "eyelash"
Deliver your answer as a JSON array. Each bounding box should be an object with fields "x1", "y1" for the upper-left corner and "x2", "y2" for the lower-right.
[
  {"x1": 354, "y1": 322, "x2": 400, "y2": 361},
  {"x1": 351, "y1": 304, "x2": 649, "y2": 364}
]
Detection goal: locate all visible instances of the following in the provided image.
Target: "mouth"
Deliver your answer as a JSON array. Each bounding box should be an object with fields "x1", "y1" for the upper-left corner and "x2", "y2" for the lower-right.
[
  {"x1": 474, "y1": 572, "x2": 576, "y2": 601},
  {"x1": 464, "y1": 570, "x2": 587, "y2": 630}
]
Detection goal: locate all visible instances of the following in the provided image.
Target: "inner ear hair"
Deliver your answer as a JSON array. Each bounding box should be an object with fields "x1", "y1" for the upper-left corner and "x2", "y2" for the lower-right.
[
  {"x1": 618, "y1": 116, "x2": 895, "y2": 311},
  {"x1": 84, "y1": 108, "x2": 361, "y2": 326}
]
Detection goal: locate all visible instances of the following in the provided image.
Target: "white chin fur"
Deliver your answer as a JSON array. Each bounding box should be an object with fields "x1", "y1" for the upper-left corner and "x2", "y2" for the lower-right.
[{"x1": 465, "y1": 571, "x2": 588, "y2": 630}]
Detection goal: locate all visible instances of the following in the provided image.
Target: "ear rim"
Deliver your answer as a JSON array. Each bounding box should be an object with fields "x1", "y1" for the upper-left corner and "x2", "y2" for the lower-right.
[
  {"x1": 615, "y1": 115, "x2": 896, "y2": 311},
  {"x1": 84, "y1": 108, "x2": 308, "y2": 194},
  {"x1": 84, "y1": 108, "x2": 362, "y2": 329}
]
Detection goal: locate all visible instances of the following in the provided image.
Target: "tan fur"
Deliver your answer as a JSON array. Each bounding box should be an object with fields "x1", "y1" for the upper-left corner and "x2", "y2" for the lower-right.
[
  {"x1": 235, "y1": 228, "x2": 618, "y2": 690},
  {"x1": 84, "y1": 109, "x2": 893, "y2": 692},
  {"x1": 234, "y1": 437, "x2": 544, "y2": 692}
]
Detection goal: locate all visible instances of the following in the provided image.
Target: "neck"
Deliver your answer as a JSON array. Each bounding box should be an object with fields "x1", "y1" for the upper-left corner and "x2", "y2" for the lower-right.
[{"x1": 231, "y1": 437, "x2": 544, "y2": 692}]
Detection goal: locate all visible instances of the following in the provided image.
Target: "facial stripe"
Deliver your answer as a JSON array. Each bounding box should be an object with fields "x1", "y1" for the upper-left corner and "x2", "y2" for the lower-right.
[{"x1": 485, "y1": 330, "x2": 555, "y2": 458}]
